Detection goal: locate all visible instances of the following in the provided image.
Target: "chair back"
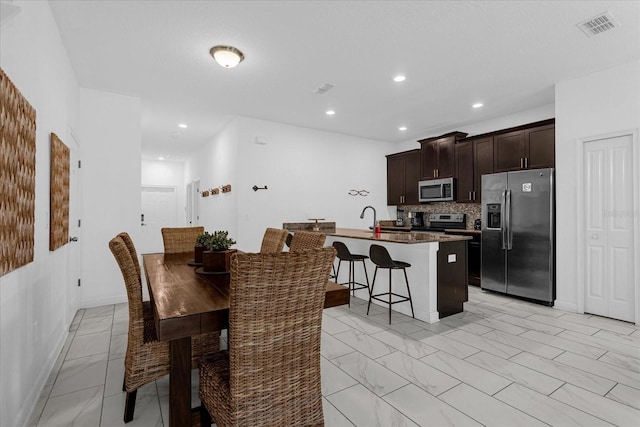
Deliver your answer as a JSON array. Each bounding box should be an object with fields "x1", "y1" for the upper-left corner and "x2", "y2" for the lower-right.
[
  {"x1": 227, "y1": 247, "x2": 336, "y2": 425},
  {"x1": 332, "y1": 240, "x2": 353, "y2": 260},
  {"x1": 259, "y1": 228, "x2": 289, "y2": 253},
  {"x1": 117, "y1": 232, "x2": 141, "y2": 280},
  {"x1": 369, "y1": 244, "x2": 395, "y2": 268},
  {"x1": 289, "y1": 231, "x2": 326, "y2": 252},
  {"x1": 109, "y1": 236, "x2": 145, "y2": 341},
  {"x1": 161, "y1": 226, "x2": 204, "y2": 253}
]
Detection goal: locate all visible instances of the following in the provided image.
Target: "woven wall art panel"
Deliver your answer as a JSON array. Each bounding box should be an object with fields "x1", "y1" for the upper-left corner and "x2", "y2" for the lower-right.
[
  {"x1": 0, "y1": 68, "x2": 36, "y2": 277},
  {"x1": 50, "y1": 133, "x2": 69, "y2": 251}
]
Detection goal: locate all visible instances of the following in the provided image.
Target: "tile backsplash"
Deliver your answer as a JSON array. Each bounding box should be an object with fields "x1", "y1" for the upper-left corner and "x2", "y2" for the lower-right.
[{"x1": 398, "y1": 203, "x2": 481, "y2": 229}]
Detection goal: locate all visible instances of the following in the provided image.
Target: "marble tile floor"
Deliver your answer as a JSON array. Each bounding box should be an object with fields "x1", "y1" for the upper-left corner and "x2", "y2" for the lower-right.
[{"x1": 29, "y1": 286, "x2": 640, "y2": 426}]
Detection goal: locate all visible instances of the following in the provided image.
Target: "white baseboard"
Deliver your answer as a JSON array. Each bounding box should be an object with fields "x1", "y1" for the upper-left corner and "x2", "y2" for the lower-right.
[
  {"x1": 553, "y1": 299, "x2": 579, "y2": 314},
  {"x1": 80, "y1": 295, "x2": 128, "y2": 309}
]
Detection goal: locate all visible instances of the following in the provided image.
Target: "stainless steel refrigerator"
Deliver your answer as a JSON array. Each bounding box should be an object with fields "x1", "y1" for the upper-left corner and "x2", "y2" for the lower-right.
[{"x1": 481, "y1": 168, "x2": 555, "y2": 304}]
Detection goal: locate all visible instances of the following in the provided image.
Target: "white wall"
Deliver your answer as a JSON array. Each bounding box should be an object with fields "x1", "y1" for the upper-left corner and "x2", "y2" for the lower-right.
[
  {"x1": 185, "y1": 118, "x2": 240, "y2": 239},
  {"x1": 555, "y1": 60, "x2": 640, "y2": 317},
  {"x1": 0, "y1": 2, "x2": 79, "y2": 426},
  {"x1": 185, "y1": 117, "x2": 392, "y2": 252},
  {"x1": 141, "y1": 158, "x2": 186, "y2": 225},
  {"x1": 78, "y1": 88, "x2": 142, "y2": 308}
]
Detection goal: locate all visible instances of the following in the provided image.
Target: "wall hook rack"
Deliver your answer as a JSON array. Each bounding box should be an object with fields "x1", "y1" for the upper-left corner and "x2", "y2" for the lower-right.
[{"x1": 252, "y1": 185, "x2": 268, "y2": 191}]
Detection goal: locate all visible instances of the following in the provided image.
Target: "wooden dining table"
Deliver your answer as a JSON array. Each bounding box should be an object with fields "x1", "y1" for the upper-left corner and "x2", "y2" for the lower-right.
[{"x1": 143, "y1": 252, "x2": 349, "y2": 427}]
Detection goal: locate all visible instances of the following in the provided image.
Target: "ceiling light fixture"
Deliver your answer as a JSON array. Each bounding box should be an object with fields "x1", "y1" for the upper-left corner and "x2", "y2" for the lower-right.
[
  {"x1": 210, "y1": 45, "x2": 245, "y2": 68},
  {"x1": 393, "y1": 75, "x2": 406, "y2": 82},
  {"x1": 472, "y1": 103, "x2": 484, "y2": 109},
  {"x1": 178, "y1": 123, "x2": 188, "y2": 129},
  {"x1": 158, "y1": 157, "x2": 165, "y2": 161},
  {"x1": 325, "y1": 110, "x2": 335, "y2": 116},
  {"x1": 398, "y1": 126, "x2": 407, "y2": 131}
]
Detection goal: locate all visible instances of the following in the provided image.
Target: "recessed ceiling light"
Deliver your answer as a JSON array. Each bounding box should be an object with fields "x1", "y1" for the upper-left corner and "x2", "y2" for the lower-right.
[
  {"x1": 393, "y1": 75, "x2": 406, "y2": 82},
  {"x1": 472, "y1": 103, "x2": 484, "y2": 109},
  {"x1": 326, "y1": 110, "x2": 335, "y2": 116},
  {"x1": 178, "y1": 123, "x2": 188, "y2": 129},
  {"x1": 398, "y1": 126, "x2": 407, "y2": 131},
  {"x1": 158, "y1": 157, "x2": 165, "y2": 161}
]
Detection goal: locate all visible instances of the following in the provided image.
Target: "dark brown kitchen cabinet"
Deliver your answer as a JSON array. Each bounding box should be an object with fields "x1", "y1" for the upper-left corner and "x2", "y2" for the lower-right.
[
  {"x1": 455, "y1": 136, "x2": 493, "y2": 202},
  {"x1": 419, "y1": 132, "x2": 467, "y2": 179},
  {"x1": 526, "y1": 124, "x2": 555, "y2": 169},
  {"x1": 494, "y1": 123, "x2": 555, "y2": 172},
  {"x1": 386, "y1": 149, "x2": 420, "y2": 206}
]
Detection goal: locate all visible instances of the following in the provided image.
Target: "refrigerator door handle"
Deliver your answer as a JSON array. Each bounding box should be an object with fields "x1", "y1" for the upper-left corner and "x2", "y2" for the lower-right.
[
  {"x1": 500, "y1": 190, "x2": 507, "y2": 249},
  {"x1": 505, "y1": 189, "x2": 512, "y2": 250}
]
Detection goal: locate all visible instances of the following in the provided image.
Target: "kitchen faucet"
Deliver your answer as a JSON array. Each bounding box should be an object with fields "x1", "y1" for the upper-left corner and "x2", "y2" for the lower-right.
[{"x1": 360, "y1": 206, "x2": 377, "y2": 230}]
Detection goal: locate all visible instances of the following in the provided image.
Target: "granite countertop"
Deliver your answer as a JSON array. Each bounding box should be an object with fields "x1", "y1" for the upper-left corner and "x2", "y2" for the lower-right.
[{"x1": 329, "y1": 228, "x2": 472, "y2": 244}]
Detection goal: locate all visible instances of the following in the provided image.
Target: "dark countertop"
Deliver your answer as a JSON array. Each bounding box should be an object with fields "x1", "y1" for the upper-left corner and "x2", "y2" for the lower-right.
[{"x1": 444, "y1": 229, "x2": 481, "y2": 236}]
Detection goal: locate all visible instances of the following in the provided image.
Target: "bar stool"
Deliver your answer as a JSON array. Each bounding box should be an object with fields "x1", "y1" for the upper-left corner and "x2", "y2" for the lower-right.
[
  {"x1": 368, "y1": 244, "x2": 415, "y2": 324},
  {"x1": 332, "y1": 241, "x2": 370, "y2": 306}
]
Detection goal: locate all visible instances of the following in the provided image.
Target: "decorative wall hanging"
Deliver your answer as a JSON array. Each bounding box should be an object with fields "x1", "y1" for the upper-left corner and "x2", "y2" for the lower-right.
[
  {"x1": 348, "y1": 189, "x2": 369, "y2": 196},
  {"x1": 49, "y1": 133, "x2": 70, "y2": 251},
  {"x1": 221, "y1": 184, "x2": 232, "y2": 193},
  {"x1": 211, "y1": 188, "x2": 220, "y2": 195},
  {"x1": 201, "y1": 190, "x2": 210, "y2": 197},
  {"x1": 0, "y1": 68, "x2": 36, "y2": 276},
  {"x1": 252, "y1": 185, "x2": 268, "y2": 191}
]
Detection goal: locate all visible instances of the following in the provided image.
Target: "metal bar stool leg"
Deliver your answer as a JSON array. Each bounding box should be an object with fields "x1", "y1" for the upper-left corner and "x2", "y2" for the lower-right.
[
  {"x1": 388, "y1": 268, "x2": 393, "y2": 324},
  {"x1": 367, "y1": 267, "x2": 378, "y2": 315},
  {"x1": 360, "y1": 259, "x2": 371, "y2": 297},
  {"x1": 403, "y1": 268, "x2": 415, "y2": 318}
]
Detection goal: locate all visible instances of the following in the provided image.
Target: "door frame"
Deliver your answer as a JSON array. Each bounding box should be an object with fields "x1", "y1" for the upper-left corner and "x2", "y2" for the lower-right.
[
  {"x1": 575, "y1": 129, "x2": 640, "y2": 324},
  {"x1": 67, "y1": 127, "x2": 82, "y2": 326}
]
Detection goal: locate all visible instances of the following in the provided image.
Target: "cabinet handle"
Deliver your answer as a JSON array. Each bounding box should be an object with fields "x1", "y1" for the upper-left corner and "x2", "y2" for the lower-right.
[
  {"x1": 520, "y1": 158, "x2": 524, "y2": 169},
  {"x1": 469, "y1": 191, "x2": 472, "y2": 200},
  {"x1": 525, "y1": 157, "x2": 529, "y2": 168},
  {"x1": 473, "y1": 191, "x2": 476, "y2": 201}
]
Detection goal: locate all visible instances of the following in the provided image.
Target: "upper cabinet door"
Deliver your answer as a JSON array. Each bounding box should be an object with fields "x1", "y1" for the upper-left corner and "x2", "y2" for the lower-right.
[
  {"x1": 420, "y1": 140, "x2": 438, "y2": 179},
  {"x1": 526, "y1": 124, "x2": 555, "y2": 169},
  {"x1": 438, "y1": 138, "x2": 455, "y2": 178},
  {"x1": 494, "y1": 130, "x2": 526, "y2": 172},
  {"x1": 455, "y1": 140, "x2": 474, "y2": 202},
  {"x1": 474, "y1": 136, "x2": 494, "y2": 202},
  {"x1": 387, "y1": 154, "x2": 405, "y2": 206},
  {"x1": 404, "y1": 150, "x2": 421, "y2": 205}
]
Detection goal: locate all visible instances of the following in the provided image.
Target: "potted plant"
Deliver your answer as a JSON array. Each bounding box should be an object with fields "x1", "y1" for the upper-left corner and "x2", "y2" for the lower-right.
[
  {"x1": 194, "y1": 232, "x2": 212, "y2": 264},
  {"x1": 202, "y1": 230, "x2": 237, "y2": 272}
]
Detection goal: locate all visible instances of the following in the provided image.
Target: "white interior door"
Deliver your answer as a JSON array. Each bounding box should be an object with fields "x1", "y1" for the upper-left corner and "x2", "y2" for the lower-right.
[
  {"x1": 67, "y1": 131, "x2": 81, "y2": 325},
  {"x1": 583, "y1": 134, "x2": 635, "y2": 322},
  {"x1": 140, "y1": 186, "x2": 177, "y2": 254}
]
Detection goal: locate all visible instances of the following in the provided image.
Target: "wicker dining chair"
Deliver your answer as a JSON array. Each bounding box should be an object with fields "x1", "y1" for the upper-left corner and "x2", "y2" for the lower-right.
[
  {"x1": 288, "y1": 230, "x2": 326, "y2": 252},
  {"x1": 259, "y1": 227, "x2": 289, "y2": 253},
  {"x1": 161, "y1": 226, "x2": 205, "y2": 253},
  {"x1": 199, "y1": 247, "x2": 336, "y2": 427},
  {"x1": 109, "y1": 235, "x2": 220, "y2": 423}
]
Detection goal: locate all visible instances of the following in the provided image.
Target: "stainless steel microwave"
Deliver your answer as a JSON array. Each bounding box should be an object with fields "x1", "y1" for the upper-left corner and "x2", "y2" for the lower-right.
[{"x1": 418, "y1": 177, "x2": 455, "y2": 202}]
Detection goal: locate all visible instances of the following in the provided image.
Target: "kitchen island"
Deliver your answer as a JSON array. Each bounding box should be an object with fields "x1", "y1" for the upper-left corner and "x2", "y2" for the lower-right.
[{"x1": 325, "y1": 228, "x2": 471, "y2": 323}]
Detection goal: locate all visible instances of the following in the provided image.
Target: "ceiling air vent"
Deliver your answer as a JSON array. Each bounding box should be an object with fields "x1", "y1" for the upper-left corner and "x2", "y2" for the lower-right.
[
  {"x1": 577, "y1": 11, "x2": 618, "y2": 37},
  {"x1": 314, "y1": 83, "x2": 335, "y2": 95}
]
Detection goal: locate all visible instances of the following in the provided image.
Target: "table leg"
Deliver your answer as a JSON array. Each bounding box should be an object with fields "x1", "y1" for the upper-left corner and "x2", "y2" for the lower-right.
[{"x1": 169, "y1": 336, "x2": 192, "y2": 427}]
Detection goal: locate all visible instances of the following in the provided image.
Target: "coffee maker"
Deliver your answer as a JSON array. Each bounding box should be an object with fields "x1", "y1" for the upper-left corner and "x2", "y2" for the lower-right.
[
  {"x1": 396, "y1": 209, "x2": 405, "y2": 226},
  {"x1": 408, "y1": 211, "x2": 425, "y2": 229}
]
